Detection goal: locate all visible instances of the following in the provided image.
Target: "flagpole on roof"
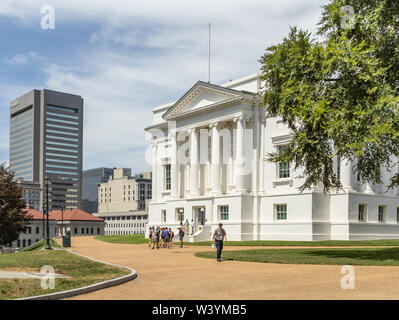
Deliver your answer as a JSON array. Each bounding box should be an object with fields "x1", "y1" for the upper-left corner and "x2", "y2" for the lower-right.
[{"x1": 208, "y1": 22, "x2": 211, "y2": 84}]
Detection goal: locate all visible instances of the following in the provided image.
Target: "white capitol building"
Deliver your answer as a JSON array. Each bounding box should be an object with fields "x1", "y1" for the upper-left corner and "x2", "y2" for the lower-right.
[{"x1": 145, "y1": 74, "x2": 399, "y2": 241}]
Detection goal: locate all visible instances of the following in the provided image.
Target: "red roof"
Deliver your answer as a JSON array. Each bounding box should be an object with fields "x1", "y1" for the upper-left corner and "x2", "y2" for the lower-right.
[
  {"x1": 49, "y1": 209, "x2": 104, "y2": 222},
  {"x1": 23, "y1": 209, "x2": 56, "y2": 221}
]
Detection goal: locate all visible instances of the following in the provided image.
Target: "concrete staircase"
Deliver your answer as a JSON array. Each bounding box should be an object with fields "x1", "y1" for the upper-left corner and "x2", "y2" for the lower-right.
[{"x1": 187, "y1": 225, "x2": 212, "y2": 242}]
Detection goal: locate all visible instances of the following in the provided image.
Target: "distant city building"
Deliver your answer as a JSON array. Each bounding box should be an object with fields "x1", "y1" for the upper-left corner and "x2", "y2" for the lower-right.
[
  {"x1": 94, "y1": 211, "x2": 148, "y2": 235},
  {"x1": 50, "y1": 209, "x2": 105, "y2": 237},
  {"x1": 5, "y1": 210, "x2": 57, "y2": 251},
  {"x1": 9, "y1": 89, "x2": 84, "y2": 211},
  {"x1": 82, "y1": 167, "x2": 114, "y2": 213},
  {"x1": 5, "y1": 208, "x2": 105, "y2": 252},
  {"x1": 16, "y1": 179, "x2": 42, "y2": 211},
  {"x1": 97, "y1": 168, "x2": 152, "y2": 213}
]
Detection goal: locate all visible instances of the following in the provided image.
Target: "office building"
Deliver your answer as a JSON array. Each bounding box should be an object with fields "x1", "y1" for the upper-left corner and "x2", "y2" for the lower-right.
[
  {"x1": 94, "y1": 211, "x2": 148, "y2": 235},
  {"x1": 9, "y1": 89, "x2": 83, "y2": 210},
  {"x1": 16, "y1": 179, "x2": 42, "y2": 211},
  {"x1": 82, "y1": 167, "x2": 114, "y2": 213},
  {"x1": 97, "y1": 168, "x2": 152, "y2": 213}
]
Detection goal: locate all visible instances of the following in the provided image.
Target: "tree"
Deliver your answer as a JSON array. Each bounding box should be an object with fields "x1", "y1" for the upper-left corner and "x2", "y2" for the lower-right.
[
  {"x1": 0, "y1": 163, "x2": 32, "y2": 248},
  {"x1": 260, "y1": 0, "x2": 399, "y2": 193}
]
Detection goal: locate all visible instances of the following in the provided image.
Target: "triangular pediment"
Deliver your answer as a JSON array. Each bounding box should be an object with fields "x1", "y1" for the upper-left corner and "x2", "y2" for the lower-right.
[{"x1": 163, "y1": 81, "x2": 252, "y2": 120}]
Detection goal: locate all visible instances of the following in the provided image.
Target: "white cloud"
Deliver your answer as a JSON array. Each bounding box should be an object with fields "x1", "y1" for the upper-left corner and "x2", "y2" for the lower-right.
[
  {"x1": 0, "y1": 0, "x2": 329, "y2": 173},
  {"x1": 5, "y1": 51, "x2": 39, "y2": 65}
]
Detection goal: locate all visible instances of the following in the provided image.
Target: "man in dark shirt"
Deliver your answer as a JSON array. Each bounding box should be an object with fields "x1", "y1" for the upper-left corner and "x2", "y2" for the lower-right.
[{"x1": 212, "y1": 223, "x2": 227, "y2": 262}]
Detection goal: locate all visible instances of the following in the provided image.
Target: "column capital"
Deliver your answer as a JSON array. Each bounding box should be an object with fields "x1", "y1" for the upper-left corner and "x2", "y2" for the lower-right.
[
  {"x1": 209, "y1": 121, "x2": 220, "y2": 129},
  {"x1": 261, "y1": 115, "x2": 267, "y2": 124},
  {"x1": 187, "y1": 127, "x2": 197, "y2": 135},
  {"x1": 233, "y1": 116, "x2": 244, "y2": 123}
]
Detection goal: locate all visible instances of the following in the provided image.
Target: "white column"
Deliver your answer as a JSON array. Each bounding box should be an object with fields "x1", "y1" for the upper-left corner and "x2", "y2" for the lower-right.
[
  {"x1": 340, "y1": 158, "x2": 353, "y2": 191},
  {"x1": 170, "y1": 132, "x2": 178, "y2": 197},
  {"x1": 228, "y1": 133, "x2": 234, "y2": 191},
  {"x1": 210, "y1": 122, "x2": 221, "y2": 194},
  {"x1": 252, "y1": 108, "x2": 259, "y2": 193},
  {"x1": 259, "y1": 114, "x2": 266, "y2": 194},
  {"x1": 189, "y1": 128, "x2": 199, "y2": 196},
  {"x1": 234, "y1": 116, "x2": 246, "y2": 192},
  {"x1": 151, "y1": 141, "x2": 158, "y2": 201}
]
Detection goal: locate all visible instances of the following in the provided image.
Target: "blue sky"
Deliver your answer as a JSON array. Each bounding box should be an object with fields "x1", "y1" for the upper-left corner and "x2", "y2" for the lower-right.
[{"x1": 0, "y1": 0, "x2": 328, "y2": 174}]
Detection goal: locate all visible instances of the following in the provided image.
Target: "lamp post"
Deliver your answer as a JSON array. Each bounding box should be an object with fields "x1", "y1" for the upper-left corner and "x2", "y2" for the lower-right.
[
  {"x1": 44, "y1": 177, "x2": 51, "y2": 250},
  {"x1": 61, "y1": 203, "x2": 65, "y2": 237}
]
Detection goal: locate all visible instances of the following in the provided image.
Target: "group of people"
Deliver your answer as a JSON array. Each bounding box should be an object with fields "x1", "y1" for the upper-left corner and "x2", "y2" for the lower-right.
[
  {"x1": 147, "y1": 223, "x2": 227, "y2": 262},
  {"x1": 148, "y1": 226, "x2": 185, "y2": 249}
]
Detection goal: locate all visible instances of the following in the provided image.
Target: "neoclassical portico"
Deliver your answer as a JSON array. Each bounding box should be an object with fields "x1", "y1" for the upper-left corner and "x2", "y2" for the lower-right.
[{"x1": 153, "y1": 113, "x2": 256, "y2": 200}]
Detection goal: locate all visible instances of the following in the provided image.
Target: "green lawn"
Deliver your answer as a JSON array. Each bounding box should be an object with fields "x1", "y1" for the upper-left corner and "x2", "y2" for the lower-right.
[
  {"x1": 94, "y1": 234, "x2": 399, "y2": 247},
  {"x1": 0, "y1": 242, "x2": 130, "y2": 300},
  {"x1": 195, "y1": 247, "x2": 399, "y2": 266},
  {"x1": 23, "y1": 239, "x2": 60, "y2": 251},
  {"x1": 95, "y1": 234, "x2": 149, "y2": 244}
]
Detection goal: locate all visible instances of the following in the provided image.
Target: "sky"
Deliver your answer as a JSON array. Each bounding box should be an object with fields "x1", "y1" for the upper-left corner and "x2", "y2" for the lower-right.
[{"x1": 0, "y1": 0, "x2": 329, "y2": 174}]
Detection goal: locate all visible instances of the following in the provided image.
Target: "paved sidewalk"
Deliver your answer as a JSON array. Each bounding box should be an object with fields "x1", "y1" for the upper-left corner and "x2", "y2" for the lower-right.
[{"x1": 65, "y1": 237, "x2": 399, "y2": 300}]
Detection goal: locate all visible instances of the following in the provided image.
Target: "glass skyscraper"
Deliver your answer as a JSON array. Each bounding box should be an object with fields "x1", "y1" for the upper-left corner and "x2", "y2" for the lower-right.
[{"x1": 9, "y1": 89, "x2": 84, "y2": 210}]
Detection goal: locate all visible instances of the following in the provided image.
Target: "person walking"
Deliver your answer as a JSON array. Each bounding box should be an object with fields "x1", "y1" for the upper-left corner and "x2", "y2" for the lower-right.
[
  {"x1": 148, "y1": 227, "x2": 153, "y2": 248},
  {"x1": 212, "y1": 223, "x2": 227, "y2": 262},
  {"x1": 160, "y1": 227, "x2": 165, "y2": 248},
  {"x1": 191, "y1": 219, "x2": 195, "y2": 235},
  {"x1": 152, "y1": 227, "x2": 160, "y2": 249},
  {"x1": 163, "y1": 228, "x2": 170, "y2": 248},
  {"x1": 178, "y1": 227, "x2": 185, "y2": 248},
  {"x1": 168, "y1": 228, "x2": 174, "y2": 248}
]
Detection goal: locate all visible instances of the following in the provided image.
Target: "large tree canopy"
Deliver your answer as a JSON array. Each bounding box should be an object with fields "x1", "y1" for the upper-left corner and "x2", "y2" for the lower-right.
[
  {"x1": 0, "y1": 163, "x2": 32, "y2": 248},
  {"x1": 260, "y1": 0, "x2": 399, "y2": 193}
]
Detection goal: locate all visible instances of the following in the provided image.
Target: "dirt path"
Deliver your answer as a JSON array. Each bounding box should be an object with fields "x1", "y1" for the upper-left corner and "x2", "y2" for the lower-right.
[{"x1": 65, "y1": 237, "x2": 399, "y2": 300}]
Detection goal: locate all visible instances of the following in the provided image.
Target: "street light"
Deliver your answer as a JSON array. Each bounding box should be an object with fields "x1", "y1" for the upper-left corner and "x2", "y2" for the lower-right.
[
  {"x1": 61, "y1": 203, "x2": 65, "y2": 237},
  {"x1": 42, "y1": 196, "x2": 45, "y2": 239},
  {"x1": 44, "y1": 177, "x2": 51, "y2": 250}
]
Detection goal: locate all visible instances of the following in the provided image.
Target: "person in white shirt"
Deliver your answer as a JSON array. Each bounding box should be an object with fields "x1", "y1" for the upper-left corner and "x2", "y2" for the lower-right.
[
  {"x1": 212, "y1": 223, "x2": 227, "y2": 262},
  {"x1": 191, "y1": 219, "x2": 195, "y2": 235}
]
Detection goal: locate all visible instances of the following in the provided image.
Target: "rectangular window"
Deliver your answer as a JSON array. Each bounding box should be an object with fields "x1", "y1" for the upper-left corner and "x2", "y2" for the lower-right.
[
  {"x1": 275, "y1": 204, "x2": 287, "y2": 220},
  {"x1": 378, "y1": 205, "x2": 386, "y2": 223},
  {"x1": 219, "y1": 206, "x2": 229, "y2": 220},
  {"x1": 358, "y1": 204, "x2": 367, "y2": 222},
  {"x1": 176, "y1": 208, "x2": 184, "y2": 222},
  {"x1": 278, "y1": 145, "x2": 290, "y2": 178},
  {"x1": 162, "y1": 210, "x2": 167, "y2": 223},
  {"x1": 165, "y1": 164, "x2": 171, "y2": 190}
]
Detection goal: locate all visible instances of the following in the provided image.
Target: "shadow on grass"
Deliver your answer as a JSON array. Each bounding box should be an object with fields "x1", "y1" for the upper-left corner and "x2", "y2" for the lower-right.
[
  {"x1": 195, "y1": 247, "x2": 399, "y2": 266},
  {"x1": 306, "y1": 247, "x2": 399, "y2": 263}
]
